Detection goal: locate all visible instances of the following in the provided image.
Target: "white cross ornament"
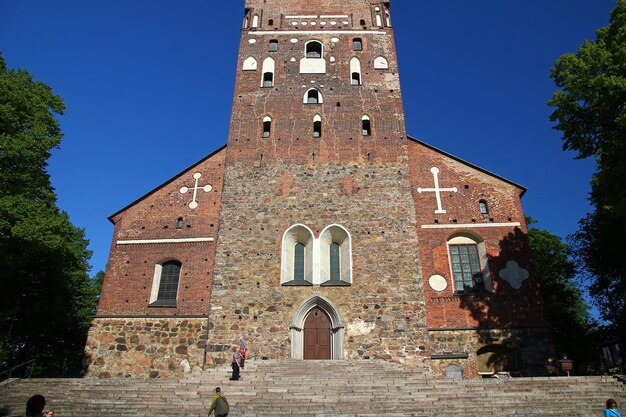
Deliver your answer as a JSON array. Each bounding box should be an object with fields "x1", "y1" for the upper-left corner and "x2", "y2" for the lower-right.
[
  {"x1": 418, "y1": 167, "x2": 458, "y2": 214},
  {"x1": 179, "y1": 172, "x2": 212, "y2": 209}
]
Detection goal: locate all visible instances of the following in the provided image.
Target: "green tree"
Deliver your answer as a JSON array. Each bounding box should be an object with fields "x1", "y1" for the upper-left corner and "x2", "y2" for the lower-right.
[
  {"x1": 548, "y1": 0, "x2": 626, "y2": 362},
  {"x1": 527, "y1": 218, "x2": 596, "y2": 364},
  {"x1": 0, "y1": 54, "x2": 98, "y2": 376}
]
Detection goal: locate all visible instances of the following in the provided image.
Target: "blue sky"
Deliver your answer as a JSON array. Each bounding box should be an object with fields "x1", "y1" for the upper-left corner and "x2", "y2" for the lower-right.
[{"x1": 0, "y1": 0, "x2": 615, "y2": 277}]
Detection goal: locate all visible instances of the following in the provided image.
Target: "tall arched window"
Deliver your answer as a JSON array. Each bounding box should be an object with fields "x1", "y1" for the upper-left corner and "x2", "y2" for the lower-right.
[
  {"x1": 313, "y1": 115, "x2": 322, "y2": 138},
  {"x1": 306, "y1": 41, "x2": 323, "y2": 58},
  {"x1": 294, "y1": 243, "x2": 305, "y2": 281},
  {"x1": 252, "y1": 15, "x2": 259, "y2": 28},
  {"x1": 350, "y1": 57, "x2": 362, "y2": 85},
  {"x1": 330, "y1": 242, "x2": 341, "y2": 281},
  {"x1": 281, "y1": 225, "x2": 314, "y2": 286},
  {"x1": 262, "y1": 116, "x2": 272, "y2": 138},
  {"x1": 261, "y1": 57, "x2": 275, "y2": 87},
  {"x1": 149, "y1": 260, "x2": 181, "y2": 307},
  {"x1": 362, "y1": 115, "x2": 371, "y2": 136},
  {"x1": 304, "y1": 89, "x2": 323, "y2": 104},
  {"x1": 320, "y1": 225, "x2": 352, "y2": 286}
]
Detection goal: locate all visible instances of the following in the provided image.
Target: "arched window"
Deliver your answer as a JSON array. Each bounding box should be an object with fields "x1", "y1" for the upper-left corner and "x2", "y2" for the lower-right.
[
  {"x1": 281, "y1": 225, "x2": 314, "y2": 286},
  {"x1": 262, "y1": 116, "x2": 272, "y2": 138},
  {"x1": 479, "y1": 200, "x2": 489, "y2": 214},
  {"x1": 330, "y1": 242, "x2": 341, "y2": 281},
  {"x1": 252, "y1": 15, "x2": 259, "y2": 28},
  {"x1": 313, "y1": 115, "x2": 322, "y2": 138},
  {"x1": 362, "y1": 115, "x2": 371, "y2": 136},
  {"x1": 320, "y1": 225, "x2": 352, "y2": 286},
  {"x1": 353, "y1": 38, "x2": 363, "y2": 51},
  {"x1": 306, "y1": 41, "x2": 323, "y2": 58},
  {"x1": 294, "y1": 243, "x2": 305, "y2": 281},
  {"x1": 149, "y1": 260, "x2": 181, "y2": 307},
  {"x1": 242, "y1": 57, "x2": 258, "y2": 71},
  {"x1": 304, "y1": 88, "x2": 323, "y2": 104},
  {"x1": 374, "y1": 56, "x2": 389, "y2": 70},
  {"x1": 269, "y1": 39, "x2": 278, "y2": 52},
  {"x1": 243, "y1": 17, "x2": 249, "y2": 29},
  {"x1": 447, "y1": 234, "x2": 493, "y2": 293},
  {"x1": 261, "y1": 57, "x2": 275, "y2": 87},
  {"x1": 350, "y1": 57, "x2": 362, "y2": 85}
]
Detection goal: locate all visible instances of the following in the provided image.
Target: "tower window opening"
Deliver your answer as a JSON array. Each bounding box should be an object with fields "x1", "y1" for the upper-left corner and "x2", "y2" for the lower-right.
[
  {"x1": 305, "y1": 89, "x2": 321, "y2": 104},
  {"x1": 262, "y1": 116, "x2": 272, "y2": 138},
  {"x1": 306, "y1": 41, "x2": 323, "y2": 58},
  {"x1": 353, "y1": 38, "x2": 363, "y2": 51},
  {"x1": 350, "y1": 57, "x2": 362, "y2": 86},
  {"x1": 176, "y1": 217, "x2": 183, "y2": 229},
  {"x1": 263, "y1": 72, "x2": 274, "y2": 87},
  {"x1": 360, "y1": 19, "x2": 366, "y2": 26},
  {"x1": 252, "y1": 14, "x2": 259, "y2": 28},
  {"x1": 362, "y1": 116, "x2": 371, "y2": 136},
  {"x1": 268, "y1": 19, "x2": 274, "y2": 26},
  {"x1": 479, "y1": 200, "x2": 489, "y2": 215},
  {"x1": 269, "y1": 39, "x2": 278, "y2": 52},
  {"x1": 313, "y1": 115, "x2": 322, "y2": 138}
]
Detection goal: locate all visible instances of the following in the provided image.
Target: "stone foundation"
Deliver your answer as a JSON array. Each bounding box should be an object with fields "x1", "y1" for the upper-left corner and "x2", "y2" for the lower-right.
[{"x1": 84, "y1": 317, "x2": 208, "y2": 379}]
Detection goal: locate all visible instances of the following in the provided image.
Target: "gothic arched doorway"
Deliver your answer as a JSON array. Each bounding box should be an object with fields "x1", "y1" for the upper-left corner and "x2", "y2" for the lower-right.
[
  {"x1": 290, "y1": 295, "x2": 344, "y2": 360},
  {"x1": 304, "y1": 307, "x2": 331, "y2": 360}
]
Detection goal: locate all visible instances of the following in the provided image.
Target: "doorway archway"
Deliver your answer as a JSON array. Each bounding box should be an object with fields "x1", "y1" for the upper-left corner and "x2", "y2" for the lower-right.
[{"x1": 290, "y1": 295, "x2": 344, "y2": 360}]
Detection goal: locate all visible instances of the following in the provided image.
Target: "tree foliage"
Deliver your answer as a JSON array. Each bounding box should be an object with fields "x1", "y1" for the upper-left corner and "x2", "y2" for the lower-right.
[
  {"x1": 0, "y1": 54, "x2": 98, "y2": 376},
  {"x1": 548, "y1": 0, "x2": 626, "y2": 359},
  {"x1": 527, "y1": 218, "x2": 596, "y2": 362}
]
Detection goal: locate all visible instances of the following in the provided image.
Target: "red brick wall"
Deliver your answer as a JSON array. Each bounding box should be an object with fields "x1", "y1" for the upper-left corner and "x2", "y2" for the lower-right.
[
  {"x1": 97, "y1": 148, "x2": 226, "y2": 316},
  {"x1": 407, "y1": 139, "x2": 545, "y2": 329}
]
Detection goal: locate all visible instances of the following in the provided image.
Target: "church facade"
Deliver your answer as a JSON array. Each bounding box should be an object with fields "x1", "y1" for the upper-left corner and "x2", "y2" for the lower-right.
[{"x1": 84, "y1": 0, "x2": 551, "y2": 379}]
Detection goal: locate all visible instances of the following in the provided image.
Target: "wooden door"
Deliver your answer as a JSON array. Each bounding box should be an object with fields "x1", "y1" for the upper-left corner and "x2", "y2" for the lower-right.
[{"x1": 303, "y1": 307, "x2": 331, "y2": 360}]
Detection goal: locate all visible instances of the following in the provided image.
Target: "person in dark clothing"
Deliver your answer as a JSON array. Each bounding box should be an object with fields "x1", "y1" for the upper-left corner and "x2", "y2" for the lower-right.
[
  {"x1": 25, "y1": 395, "x2": 46, "y2": 417},
  {"x1": 229, "y1": 347, "x2": 242, "y2": 381}
]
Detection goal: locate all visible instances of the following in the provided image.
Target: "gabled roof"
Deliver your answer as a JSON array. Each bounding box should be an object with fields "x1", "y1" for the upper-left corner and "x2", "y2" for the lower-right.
[
  {"x1": 408, "y1": 135, "x2": 527, "y2": 197},
  {"x1": 107, "y1": 144, "x2": 227, "y2": 223}
]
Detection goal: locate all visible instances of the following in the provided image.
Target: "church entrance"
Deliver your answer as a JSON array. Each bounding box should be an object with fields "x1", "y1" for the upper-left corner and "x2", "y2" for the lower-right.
[{"x1": 303, "y1": 307, "x2": 331, "y2": 360}]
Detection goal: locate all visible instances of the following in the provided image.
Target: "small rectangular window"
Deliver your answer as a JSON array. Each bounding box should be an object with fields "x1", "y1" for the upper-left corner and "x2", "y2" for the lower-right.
[
  {"x1": 353, "y1": 38, "x2": 362, "y2": 51},
  {"x1": 269, "y1": 39, "x2": 278, "y2": 52},
  {"x1": 362, "y1": 119, "x2": 371, "y2": 136}
]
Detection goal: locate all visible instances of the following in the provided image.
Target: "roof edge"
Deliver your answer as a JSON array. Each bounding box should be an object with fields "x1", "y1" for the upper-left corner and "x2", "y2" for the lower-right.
[
  {"x1": 407, "y1": 135, "x2": 527, "y2": 197},
  {"x1": 107, "y1": 144, "x2": 228, "y2": 223}
]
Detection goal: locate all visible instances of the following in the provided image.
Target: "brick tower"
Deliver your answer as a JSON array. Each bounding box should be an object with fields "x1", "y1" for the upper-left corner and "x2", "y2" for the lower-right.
[{"x1": 85, "y1": 0, "x2": 551, "y2": 379}]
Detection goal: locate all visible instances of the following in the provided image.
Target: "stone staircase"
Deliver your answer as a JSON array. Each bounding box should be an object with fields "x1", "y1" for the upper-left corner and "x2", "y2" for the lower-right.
[{"x1": 1, "y1": 360, "x2": 624, "y2": 417}]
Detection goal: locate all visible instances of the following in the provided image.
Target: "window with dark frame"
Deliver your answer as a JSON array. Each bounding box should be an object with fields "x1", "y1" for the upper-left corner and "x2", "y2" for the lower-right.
[
  {"x1": 262, "y1": 72, "x2": 274, "y2": 87},
  {"x1": 362, "y1": 117, "x2": 371, "y2": 136},
  {"x1": 449, "y1": 244, "x2": 484, "y2": 292},
  {"x1": 262, "y1": 119, "x2": 271, "y2": 137},
  {"x1": 306, "y1": 41, "x2": 322, "y2": 58},
  {"x1": 156, "y1": 261, "x2": 181, "y2": 304},
  {"x1": 351, "y1": 72, "x2": 361, "y2": 85},
  {"x1": 479, "y1": 200, "x2": 489, "y2": 214},
  {"x1": 269, "y1": 39, "x2": 278, "y2": 52},
  {"x1": 353, "y1": 38, "x2": 363, "y2": 51},
  {"x1": 313, "y1": 120, "x2": 322, "y2": 138},
  {"x1": 307, "y1": 90, "x2": 320, "y2": 104},
  {"x1": 176, "y1": 217, "x2": 183, "y2": 229}
]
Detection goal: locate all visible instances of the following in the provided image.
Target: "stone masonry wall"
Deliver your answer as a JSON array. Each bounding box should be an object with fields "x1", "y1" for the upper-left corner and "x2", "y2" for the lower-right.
[
  {"x1": 205, "y1": 158, "x2": 431, "y2": 368},
  {"x1": 84, "y1": 318, "x2": 207, "y2": 379}
]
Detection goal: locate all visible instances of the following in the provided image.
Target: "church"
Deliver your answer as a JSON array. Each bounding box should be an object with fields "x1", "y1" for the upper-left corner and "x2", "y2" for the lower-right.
[{"x1": 85, "y1": 0, "x2": 551, "y2": 379}]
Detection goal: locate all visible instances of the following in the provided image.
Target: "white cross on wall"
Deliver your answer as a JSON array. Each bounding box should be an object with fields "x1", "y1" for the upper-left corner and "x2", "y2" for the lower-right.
[
  {"x1": 179, "y1": 172, "x2": 213, "y2": 209},
  {"x1": 417, "y1": 167, "x2": 458, "y2": 214}
]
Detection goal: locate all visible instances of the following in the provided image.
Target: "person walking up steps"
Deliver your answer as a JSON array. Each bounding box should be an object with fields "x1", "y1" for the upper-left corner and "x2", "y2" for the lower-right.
[
  {"x1": 605, "y1": 399, "x2": 622, "y2": 417},
  {"x1": 208, "y1": 387, "x2": 229, "y2": 417},
  {"x1": 230, "y1": 347, "x2": 242, "y2": 380}
]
